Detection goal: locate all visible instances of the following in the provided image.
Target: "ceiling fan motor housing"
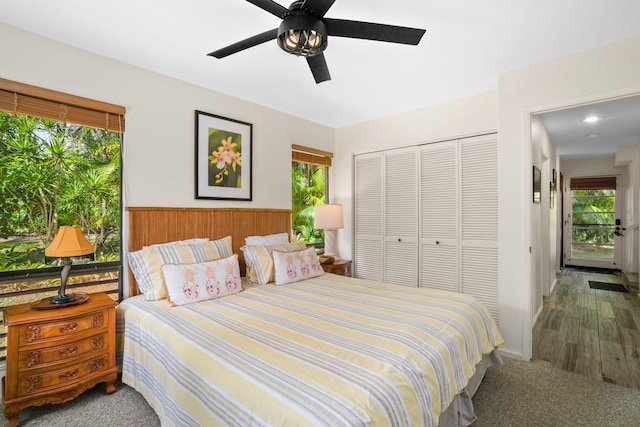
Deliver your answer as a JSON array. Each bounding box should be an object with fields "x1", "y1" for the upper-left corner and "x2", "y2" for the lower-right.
[
  {"x1": 210, "y1": 0, "x2": 426, "y2": 83},
  {"x1": 277, "y1": 12, "x2": 328, "y2": 57}
]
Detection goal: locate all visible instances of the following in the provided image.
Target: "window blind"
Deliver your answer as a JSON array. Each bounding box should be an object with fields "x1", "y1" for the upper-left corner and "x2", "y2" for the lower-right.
[
  {"x1": 0, "y1": 78, "x2": 125, "y2": 132},
  {"x1": 292, "y1": 144, "x2": 333, "y2": 167},
  {"x1": 570, "y1": 176, "x2": 616, "y2": 190}
]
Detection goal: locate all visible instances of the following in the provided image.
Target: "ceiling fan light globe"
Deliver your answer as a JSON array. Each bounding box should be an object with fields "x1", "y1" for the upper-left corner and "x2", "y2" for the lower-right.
[
  {"x1": 277, "y1": 14, "x2": 327, "y2": 57},
  {"x1": 308, "y1": 31, "x2": 321, "y2": 48},
  {"x1": 284, "y1": 30, "x2": 300, "y2": 48}
]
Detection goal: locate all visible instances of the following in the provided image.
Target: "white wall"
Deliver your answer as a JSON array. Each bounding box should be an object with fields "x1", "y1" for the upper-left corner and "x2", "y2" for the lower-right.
[
  {"x1": 1, "y1": 22, "x2": 335, "y2": 211},
  {"x1": 615, "y1": 145, "x2": 639, "y2": 273},
  {"x1": 530, "y1": 115, "x2": 557, "y2": 323},
  {"x1": 1, "y1": 22, "x2": 335, "y2": 296},
  {"x1": 636, "y1": 144, "x2": 640, "y2": 275},
  {"x1": 498, "y1": 36, "x2": 640, "y2": 359},
  {"x1": 562, "y1": 156, "x2": 623, "y2": 177},
  {"x1": 4, "y1": 21, "x2": 640, "y2": 360},
  {"x1": 336, "y1": 36, "x2": 640, "y2": 361}
]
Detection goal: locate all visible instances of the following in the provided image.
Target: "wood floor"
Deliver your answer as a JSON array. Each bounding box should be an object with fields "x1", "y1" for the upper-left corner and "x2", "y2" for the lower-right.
[{"x1": 532, "y1": 267, "x2": 640, "y2": 390}]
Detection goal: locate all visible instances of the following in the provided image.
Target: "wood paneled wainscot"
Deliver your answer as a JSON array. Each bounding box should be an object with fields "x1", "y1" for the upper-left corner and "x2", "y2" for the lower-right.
[
  {"x1": 127, "y1": 207, "x2": 293, "y2": 297},
  {"x1": 2, "y1": 293, "x2": 117, "y2": 427}
]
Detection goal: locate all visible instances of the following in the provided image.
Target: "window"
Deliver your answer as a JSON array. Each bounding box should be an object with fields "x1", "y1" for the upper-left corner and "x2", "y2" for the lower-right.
[
  {"x1": 0, "y1": 79, "x2": 124, "y2": 358},
  {"x1": 291, "y1": 144, "x2": 332, "y2": 244}
]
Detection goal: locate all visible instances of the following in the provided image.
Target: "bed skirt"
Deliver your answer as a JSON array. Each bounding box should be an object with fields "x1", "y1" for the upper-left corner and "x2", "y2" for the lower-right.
[{"x1": 438, "y1": 350, "x2": 503, "y2": 427}]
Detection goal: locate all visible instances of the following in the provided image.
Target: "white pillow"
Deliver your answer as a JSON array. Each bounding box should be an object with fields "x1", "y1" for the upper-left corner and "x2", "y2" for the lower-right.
[
  {"x1": 161, "y1": 254, "x2": 242, "y2": 306},
  {"x1": 143, "y1": 238, "x2": 209, "y2": 249},
  {"x1": 273, "y1": 246, "x2": 324, "y2": 285},
  {"x1": 244, "y1": 233, "x2": 289, "y2": 246}
]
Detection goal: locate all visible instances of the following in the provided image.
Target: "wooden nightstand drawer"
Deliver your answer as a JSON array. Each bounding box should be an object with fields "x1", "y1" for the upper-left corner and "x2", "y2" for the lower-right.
[
  {"x1": 18, "y1": 332, "x2": 108, "y2": 371},
  {"x1": 18, "y1": 310, "x2": 108, "y2": 346},
  {"x1": 17, "y1": 353, "x2": 110, "y2": 396}
]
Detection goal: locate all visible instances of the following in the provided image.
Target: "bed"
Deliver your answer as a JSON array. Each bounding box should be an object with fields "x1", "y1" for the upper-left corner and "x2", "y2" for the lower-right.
[{"x1": 119, "y1": 207, "x2": 503, "y2": 426}]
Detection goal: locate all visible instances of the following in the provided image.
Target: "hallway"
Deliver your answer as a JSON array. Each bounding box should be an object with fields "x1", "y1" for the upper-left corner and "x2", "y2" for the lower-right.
[{"x1": 532, "y1": 267, "x2": 640, "y2": 389}]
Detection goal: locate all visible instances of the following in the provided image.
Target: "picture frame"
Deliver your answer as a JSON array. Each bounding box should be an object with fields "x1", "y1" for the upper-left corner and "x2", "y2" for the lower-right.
[
  {"x1": 550, "y1": 181, "x2": 555, "y2": 208},
  {"x1": 195, "y1": 110, "x2": 252, "y2": 200},
  {"x1": 532, "y1": 165, "x2": 541, "y2": 204}
]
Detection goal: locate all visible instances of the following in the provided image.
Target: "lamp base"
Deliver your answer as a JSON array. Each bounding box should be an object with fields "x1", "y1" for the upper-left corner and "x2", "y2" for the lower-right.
[
  {"x1": 51, "y1": 294, "x2": 75, "y2": 304},
  {"x1": 31, "y1": 293, "x2": 90, "y2": 310}
]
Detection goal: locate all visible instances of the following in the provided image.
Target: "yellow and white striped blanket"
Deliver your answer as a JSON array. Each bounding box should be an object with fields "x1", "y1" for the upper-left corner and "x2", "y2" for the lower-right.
[{"x1": 119, "y1": 274, "x2": 503, "y2": 426}]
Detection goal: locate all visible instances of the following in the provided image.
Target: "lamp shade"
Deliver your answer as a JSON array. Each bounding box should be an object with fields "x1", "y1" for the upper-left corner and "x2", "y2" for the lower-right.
[
  {"x1": 45, "y1": 226, "x2": 94, "y2": 258},
  {"x1": 314, "y1": 204, "x2": 344, "y2": 230}
]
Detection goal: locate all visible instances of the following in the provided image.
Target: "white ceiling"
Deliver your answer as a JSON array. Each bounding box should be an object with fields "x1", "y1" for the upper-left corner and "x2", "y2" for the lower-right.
[
  {"x1": 537, "y1": 95, "x2": 640, "y2": 160},
  {"x1": 2, "y1": 0, "x2": 640, "y2": 157}
]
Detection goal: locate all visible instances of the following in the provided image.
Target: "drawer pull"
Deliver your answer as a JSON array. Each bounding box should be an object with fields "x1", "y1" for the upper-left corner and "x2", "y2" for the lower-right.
[
  {"x1": 90, "y1": 357, "x2": 106, "y2": 372},
  {"x1": 25, "y1": 351, "x2": 41, "y2": 368},
  {"x1": 92, "y1": 313, "x2": 105, "y2": 328},
  {"x1": 59, "y1": 346, "x2": 78, "y2": 357},
  {"x1": 26, "y1": 326, "x2": 41, "y2": 343},
  {"x1": 59, "y1": 369, "x2": 78, "y2": 381},
  {"x1": 92, "y1": 336, "x2": 105, "y2": 350},
  {"x1": 26, "y1": 376, "x2": 42, "y2": 392},
  {"x1": 59, "y1": 323, "x2": 78, "y2": 334}
]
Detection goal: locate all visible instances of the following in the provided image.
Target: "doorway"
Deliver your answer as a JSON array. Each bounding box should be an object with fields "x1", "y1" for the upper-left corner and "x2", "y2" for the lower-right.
[{"x1": 563, "y1": 176, "x2": 623, "y2": 270}]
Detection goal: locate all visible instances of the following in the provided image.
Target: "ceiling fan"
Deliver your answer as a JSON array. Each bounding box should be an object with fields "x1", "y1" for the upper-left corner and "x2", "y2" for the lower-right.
[{"x1": 208, "y1": 0, "x2": 426, "y2": 84}]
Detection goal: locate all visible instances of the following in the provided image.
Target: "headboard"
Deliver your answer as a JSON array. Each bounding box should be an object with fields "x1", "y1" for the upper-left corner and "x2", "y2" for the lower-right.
[{"x1": 126, "y1": 207, "x2": 292, "y2": 297}]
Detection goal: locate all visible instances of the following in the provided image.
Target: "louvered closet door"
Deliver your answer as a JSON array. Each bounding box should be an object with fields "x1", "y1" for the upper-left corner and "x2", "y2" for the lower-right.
[
  {"x1": 460, "y1": 135, "x2": 499, "y2": 321},
  {"x1": 354, "y1": 153, "x2": 384, "y2": 281},
  {"x1": 384, "y1": 148, "x2": 418, "y2": 287},
  {"x1": 419, "y1": 141, "x2": 459, "y2": 292}
]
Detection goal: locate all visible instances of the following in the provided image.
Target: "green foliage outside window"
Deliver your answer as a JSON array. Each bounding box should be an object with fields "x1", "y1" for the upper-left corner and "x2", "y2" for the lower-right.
[
  {"x1": 571, "y1": 189, "x2": 615, "y2": 246},
  {"x1": 0, "y1": 111, "x2": 121, "y2": 270},
  {"x1": 292, "y1": 161, "x2": 326, "y2": 244}
]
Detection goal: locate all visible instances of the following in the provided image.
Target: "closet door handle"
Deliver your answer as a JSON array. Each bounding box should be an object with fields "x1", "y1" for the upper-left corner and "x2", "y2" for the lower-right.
[
  {"x1": 398, "y1": 238, "x2": 401, "y2": 242},
  {"x1": 435, "y1": 241, "x2": 440, "y2": 244}
]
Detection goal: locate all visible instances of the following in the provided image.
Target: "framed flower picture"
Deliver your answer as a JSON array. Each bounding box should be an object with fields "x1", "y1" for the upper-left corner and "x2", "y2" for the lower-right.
[{"x1": 195, "y1": 110, "x2": 252, "y2": 200}]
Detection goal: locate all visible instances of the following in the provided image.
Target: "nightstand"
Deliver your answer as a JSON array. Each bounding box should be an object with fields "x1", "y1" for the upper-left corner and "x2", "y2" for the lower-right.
[
  {"x1": 322, "y1": 259, "x2": 352, "y2": 277},
  {"x1": 2, "y1": 292, "x2": 117, "y2": 427}
]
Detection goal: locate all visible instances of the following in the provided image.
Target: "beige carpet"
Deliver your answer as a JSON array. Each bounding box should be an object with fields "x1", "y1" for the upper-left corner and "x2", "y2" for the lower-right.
[
  {"x1": 3, "y1": 357, "x2": 640, "y2": 426},
  {"x1": 472, "y1": 358, "x2": 640, "y2": 426}
]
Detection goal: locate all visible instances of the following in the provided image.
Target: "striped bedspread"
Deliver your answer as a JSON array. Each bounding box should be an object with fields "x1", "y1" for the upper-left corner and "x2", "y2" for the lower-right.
[{"x1": 119, "y1": 274, "x2": 503, "y2": 427}]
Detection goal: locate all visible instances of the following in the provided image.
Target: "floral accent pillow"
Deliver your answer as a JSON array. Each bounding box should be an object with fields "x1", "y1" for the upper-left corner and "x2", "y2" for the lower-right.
[
  {"x1": 273, "y1": 246, "x2": 324, "y2": 285},
  {"x1": 127, "y1": 236, "x2": 232, "y2": 301},
  {"x1": 161, "y1": 254, "x2": 242, "y2": 306},
  {"x1": 241, "y1": 242, "x2": 307, "y2": 285}
]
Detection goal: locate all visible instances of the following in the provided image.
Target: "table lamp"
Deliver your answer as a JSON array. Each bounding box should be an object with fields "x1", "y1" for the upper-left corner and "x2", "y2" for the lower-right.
[
  {"x1": 314, "y1": 203, "x2": 343, "y2": 259},
  {"x1": 44, "y1": 226, "x2": 94, "y2": 306}
]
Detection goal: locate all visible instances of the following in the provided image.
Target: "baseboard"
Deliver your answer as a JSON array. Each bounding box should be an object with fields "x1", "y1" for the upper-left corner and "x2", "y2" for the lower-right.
[
  {"x1": 497, "y1": 348, "x2": 526, "y2": 361},
  {"x1": 549, "y1": 277, "x2": 558, "y2": 294}
]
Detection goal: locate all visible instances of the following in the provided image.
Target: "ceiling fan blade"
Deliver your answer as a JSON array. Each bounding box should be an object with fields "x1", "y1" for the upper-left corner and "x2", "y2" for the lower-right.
[
  {"x1": 301, "y1": 0, "x2": 337, "y2": 17},
  {"x1": 208, "y1": 29, "x2": 278, "y2": 58},
  {"x1": 245, "y1": 0, "x2": 289, "y2": 18},
  {"x1": 325, "y1": 18, "x2": 426, "y2": 45},
  {"x1": 307, "y1": 54, "x2": 331, "y2": 84}
]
